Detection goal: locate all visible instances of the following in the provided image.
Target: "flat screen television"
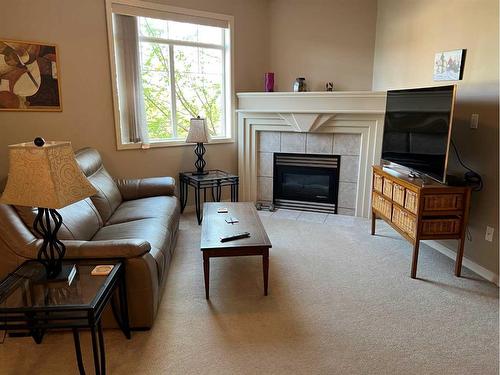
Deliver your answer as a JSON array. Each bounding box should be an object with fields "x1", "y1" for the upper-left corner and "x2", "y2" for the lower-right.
[{"x1": 381, "y1": 85, "x2": 456, "y2": 184}]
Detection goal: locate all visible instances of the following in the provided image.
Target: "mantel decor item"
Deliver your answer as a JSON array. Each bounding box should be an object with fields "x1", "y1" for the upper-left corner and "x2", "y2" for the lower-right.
[
  {"x1": 433, "y1": 49, "x2": 466, "y2": 81},
  {"x1": 326, "y1": 82, "x2": 334, "y2": 91},
  {"x1": 0, "y1": 138, "x2": 97, "y2": 280},
  {"x1": 293, "y1": 77, "x2": 306, "y2": 92},
  {"x1": 0, "y1": 39, "x2": 62, "y2": 111},
  {"x1": 264, "y1": 72, "x2": 274, "y2": 92},
  {"x1": 186, "y1": 116, "x2": 211, "y2": 175}
]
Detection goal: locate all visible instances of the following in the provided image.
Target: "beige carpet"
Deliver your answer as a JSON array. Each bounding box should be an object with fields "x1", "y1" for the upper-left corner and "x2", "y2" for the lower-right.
[{"x1": 1, "y1": 212, "x2": 498, "y2": 375}]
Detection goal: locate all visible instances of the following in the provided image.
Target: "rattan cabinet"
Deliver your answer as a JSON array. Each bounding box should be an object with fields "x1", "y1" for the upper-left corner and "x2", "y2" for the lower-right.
[{"x1": 371, "y1": 165, "x2": 471, "y2": 278}]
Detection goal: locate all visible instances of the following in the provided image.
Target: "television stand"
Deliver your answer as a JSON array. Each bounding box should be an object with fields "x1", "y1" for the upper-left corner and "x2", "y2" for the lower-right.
[{"x1": 371, "y1": 165, "x2": 471, "y2": 279}]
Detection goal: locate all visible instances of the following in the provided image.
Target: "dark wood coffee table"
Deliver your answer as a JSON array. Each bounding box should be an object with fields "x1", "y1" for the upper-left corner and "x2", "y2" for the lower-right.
[{"x1": 200, "y1": 202, "x2": 272, "y2": 299}]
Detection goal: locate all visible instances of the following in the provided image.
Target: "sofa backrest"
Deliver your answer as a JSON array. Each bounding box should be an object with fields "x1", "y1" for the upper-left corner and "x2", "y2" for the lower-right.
[
  {"x1": 75, "y1": 148, "x2": 122, "y2": 222},
  {"x1": 15, "y1": 197, "x2": 103, "y2": 241}
]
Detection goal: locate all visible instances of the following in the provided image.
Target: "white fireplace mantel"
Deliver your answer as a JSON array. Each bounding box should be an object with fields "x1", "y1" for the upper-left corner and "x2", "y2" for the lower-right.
[{"x1": 236, "y1": 91, "x2": 387, "y2": 217}]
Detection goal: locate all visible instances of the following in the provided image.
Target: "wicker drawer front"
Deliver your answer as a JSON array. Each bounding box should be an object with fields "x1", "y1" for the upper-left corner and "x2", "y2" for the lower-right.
[
  {"x1": 373, "y1": 173, "x2": 383, "y2": 193},
  {"x1": 392, "y1": 206, "x2": 417, "y2": 238},
  {"x1": 372, "y1": 192, "x2": 392, "y2": 219},
  {"x1": 423, "y1": 194, "x2": 464, "y2": 211},
  {"x1": 404, "y1": 190, "x2": 418, "y2": 214},
  {"x1": 422, "y1": 219, "x2": 461, "y2": 236},
  {"x1": 383, "y1": 178, "x2": 393, "y2": 199},
  {"x1": 393, "y1": 184, "x2": 405, "y2": 206}
]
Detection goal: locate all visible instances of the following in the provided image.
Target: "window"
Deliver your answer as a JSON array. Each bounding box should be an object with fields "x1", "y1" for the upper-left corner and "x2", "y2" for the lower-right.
[
  {"x1": 139, "y1": 18, "x2": 227, "y2": 140},
  {"x1": 106, "y1": 1, "x2": 233, "y2": 148}
]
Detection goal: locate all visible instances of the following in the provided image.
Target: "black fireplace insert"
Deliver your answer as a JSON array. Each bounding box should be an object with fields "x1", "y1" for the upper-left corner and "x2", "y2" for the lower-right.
[{"x1": 273, "y1": 153, "x2": 340, "y2": 213}]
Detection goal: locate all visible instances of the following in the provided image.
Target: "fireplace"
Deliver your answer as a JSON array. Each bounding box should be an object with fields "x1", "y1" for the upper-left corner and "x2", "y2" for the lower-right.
[{"x1": 273, "y1": 153, "x2": 340, "y2": 213}]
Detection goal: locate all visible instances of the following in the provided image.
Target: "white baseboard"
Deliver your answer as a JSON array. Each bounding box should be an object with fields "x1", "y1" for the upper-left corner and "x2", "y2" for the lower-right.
[{"x1": 424, "y1": 240, "x2": 499, "y2": 286}]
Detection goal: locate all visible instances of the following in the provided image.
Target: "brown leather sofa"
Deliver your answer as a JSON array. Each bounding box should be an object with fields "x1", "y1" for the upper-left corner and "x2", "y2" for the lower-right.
[{"x1": 0, "y1": 147, "x2": 180, "y2": 328}]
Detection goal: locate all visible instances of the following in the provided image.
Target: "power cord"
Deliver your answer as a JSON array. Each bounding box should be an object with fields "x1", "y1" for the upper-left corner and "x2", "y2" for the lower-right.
[
  {"x1": 450, "y1": 139, "x2": 483, "y2": 191},
  {"x1": 0, "y1": 304, "x2": 5, "y2": 344},
  {"x1": 450, "y1": 139, "x2": 482, "y2": 242}
]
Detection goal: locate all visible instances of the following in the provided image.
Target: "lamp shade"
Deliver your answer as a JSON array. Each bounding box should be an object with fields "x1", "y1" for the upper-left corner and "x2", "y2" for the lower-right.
[
  {"x1": 186, "y1": 117, "x2": 210, "y2": 143},
  {"x1": 0, "y1": 141, "x2": 97, "y2": 209}
]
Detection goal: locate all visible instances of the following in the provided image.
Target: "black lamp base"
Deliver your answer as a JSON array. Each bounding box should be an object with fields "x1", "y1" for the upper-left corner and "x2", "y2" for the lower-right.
[
  {"x1": 192, "y1": 170, "x2": 209, "y2": 176},
  {"x1": 33, "y1": 208, "x2": 69, "y2": 281},
  {"x1": 193, "y1": 142, "x2": 207, "y2": 175},
  {"x1": 36, "y1": 264, "x2": 77, "y2": 283}
]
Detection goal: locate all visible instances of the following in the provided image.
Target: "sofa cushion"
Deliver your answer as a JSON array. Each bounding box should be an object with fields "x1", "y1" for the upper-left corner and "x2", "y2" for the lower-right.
[
  {"x1": 75, "y1": 148, "x2": 122, "y2": 222},
  {"x1": 107, "y1": 196, "x2": 178, "y2": 227},
  {"x1": 92, "y1": 218, "x2": 172, "y2": 254},
  {"x1": 87, "y1": 169, "x2": 123, "y2": 222},
  {"x1": 14, "y1": 198, "x2": 103, "y2": 241},
  {"x1": 92, "y1": 218, "x2": 172, "y2": 284}
]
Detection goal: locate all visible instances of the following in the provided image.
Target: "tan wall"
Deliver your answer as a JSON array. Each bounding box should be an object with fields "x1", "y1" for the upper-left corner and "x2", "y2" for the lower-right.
[
  {"x1": 0, "y1": 0, "x2": 379, "y2": 198},
  {"x1": 0, "y1": 0, "x2": 269, "y2": 192},
  {"x1": 268, "y1": 0, "x2": 378, "y2": 92},
  {"x1": 373, "y1": 0, "x2": 499, "y2": 275},
  {"x1": 2, "y1": 0, "x2": 497, "y2": 275}
]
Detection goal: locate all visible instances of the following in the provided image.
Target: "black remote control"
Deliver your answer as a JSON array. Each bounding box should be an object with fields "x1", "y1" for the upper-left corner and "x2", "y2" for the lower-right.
[{"x1": 220, "y1": 232, "x2": 250, "y2": 242}]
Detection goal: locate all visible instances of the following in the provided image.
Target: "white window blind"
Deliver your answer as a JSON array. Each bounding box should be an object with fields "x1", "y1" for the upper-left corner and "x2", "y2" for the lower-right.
[{"x1": 111, "y1": 3, "x2": 229, "y2": 29}]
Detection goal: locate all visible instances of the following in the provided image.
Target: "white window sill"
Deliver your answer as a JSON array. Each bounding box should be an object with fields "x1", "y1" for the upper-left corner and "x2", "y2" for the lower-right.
[{"x1": 116, "y1": 136, "x2": 235, "y2": 150}]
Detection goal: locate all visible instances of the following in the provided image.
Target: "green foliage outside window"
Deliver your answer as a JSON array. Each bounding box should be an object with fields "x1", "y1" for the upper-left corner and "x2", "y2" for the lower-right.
[{"x1": 140, "y1": 19, "x2": 224, "y2": 141}]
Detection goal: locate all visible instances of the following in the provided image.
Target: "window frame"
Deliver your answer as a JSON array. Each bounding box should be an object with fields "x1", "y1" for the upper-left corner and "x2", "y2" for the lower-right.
[{"x1": 105, "y1": 0, "x2": 235, "y2": 150}]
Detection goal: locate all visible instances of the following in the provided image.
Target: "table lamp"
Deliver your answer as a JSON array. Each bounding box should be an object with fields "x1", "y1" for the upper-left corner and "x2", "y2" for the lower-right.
[
  {"x1": 186, "y1": 116, "x2": 210, "y2": 175},
  {"x1": 0, "y1": 138, "x2": 97, "y2": 280}
]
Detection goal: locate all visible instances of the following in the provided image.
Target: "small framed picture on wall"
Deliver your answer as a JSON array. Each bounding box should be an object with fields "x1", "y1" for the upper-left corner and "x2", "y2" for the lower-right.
[
  {"x1": 0, "y1": 39, "x2": 62, "y2": 111},
  {"x1": 433, "y1": 49, "x2": 466, "y2": 81}
]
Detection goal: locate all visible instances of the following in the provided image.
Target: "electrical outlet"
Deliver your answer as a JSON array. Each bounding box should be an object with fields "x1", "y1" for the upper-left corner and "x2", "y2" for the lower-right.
[
  {"x1": 485, "y1": 226, "x2": 494, "y2": 242},
  {"x1": 470, "y1": 113, "x2": 479, "y2": 129}
]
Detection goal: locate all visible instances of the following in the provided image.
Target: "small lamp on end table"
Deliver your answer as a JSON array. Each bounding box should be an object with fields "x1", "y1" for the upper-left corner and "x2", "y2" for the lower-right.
[
  {"x1": 0, "y1": 138, "x2": 97, "y2": 280},
  {"x1": 186, "y1": 116, "x2": 211, "y2": 175}
]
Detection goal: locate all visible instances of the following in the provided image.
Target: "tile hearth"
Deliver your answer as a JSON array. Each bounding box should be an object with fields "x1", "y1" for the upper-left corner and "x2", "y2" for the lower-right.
[
  {"x1": 257, "y1": 208, "x2": 365, "y2": 224},
  {"x1": 257, "y1": 131, "x2": 361, "y2": 216}
]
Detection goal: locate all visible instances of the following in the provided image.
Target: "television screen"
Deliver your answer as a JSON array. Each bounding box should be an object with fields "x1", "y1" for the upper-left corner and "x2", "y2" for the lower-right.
[{"x1": 381, "y1": 85, "x2": 456, "y2": 183}]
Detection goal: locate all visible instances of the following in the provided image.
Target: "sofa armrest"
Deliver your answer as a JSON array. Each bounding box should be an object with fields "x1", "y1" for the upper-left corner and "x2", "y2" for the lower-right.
[
  {"x1": 63, "y1": 239, "x2": 151, "y2": 259},
  {"x1": 20, "y1": 239, "x2": 151, "y2": 260},
  {"x1": 116, "y1": 177, "x2": 176, "y2": 200}
]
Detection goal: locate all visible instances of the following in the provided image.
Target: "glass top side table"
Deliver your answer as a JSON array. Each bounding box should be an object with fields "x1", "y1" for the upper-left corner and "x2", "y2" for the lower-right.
[
  {"x1": 179, "y1": 169, "x2": 239, "y2": 224},
  {"x1": 0, "y1": 259, "x2": 130, "y2": 375}
]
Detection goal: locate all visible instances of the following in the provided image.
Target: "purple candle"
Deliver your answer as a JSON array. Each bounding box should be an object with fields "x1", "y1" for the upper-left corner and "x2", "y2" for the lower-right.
[{"x1": 265, "y1": 72, "x2": 274, "y2": 92}]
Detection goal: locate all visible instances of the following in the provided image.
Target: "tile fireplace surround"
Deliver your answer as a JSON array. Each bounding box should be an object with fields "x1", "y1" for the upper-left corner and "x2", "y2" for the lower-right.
[
  {"x1": 237, "y1": 92, "x2": 387, "y2": 217},
  {"x1": 258, "y1": 132, "x2": 357, "y2": 215}
]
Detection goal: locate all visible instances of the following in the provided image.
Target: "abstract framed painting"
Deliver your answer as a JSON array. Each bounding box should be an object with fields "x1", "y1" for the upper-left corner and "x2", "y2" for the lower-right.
[
  {"x1": 433, "y1": 49, "x2": 466, "y2": 81},
  {"x1": 0, "y1": 39, "x2": 62, "y2": 111}
]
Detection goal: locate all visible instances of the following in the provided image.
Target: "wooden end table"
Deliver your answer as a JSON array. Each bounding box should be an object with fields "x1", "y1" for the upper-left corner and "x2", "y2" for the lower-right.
[
  {"x1": 200, "y1": 202, "x2": 272, "y2": 299},
  {"x1": 0, "y1": 259, "x2": 131, "y2": 375}
]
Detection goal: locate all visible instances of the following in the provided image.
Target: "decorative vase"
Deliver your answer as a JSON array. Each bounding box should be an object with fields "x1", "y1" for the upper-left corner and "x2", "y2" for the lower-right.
[
  {"x1": 293, "y1": 77, "x2": 306, "y2": 92},
  {"x1": 265, "y1": 72, "x2": 274, "y2": 92}
]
